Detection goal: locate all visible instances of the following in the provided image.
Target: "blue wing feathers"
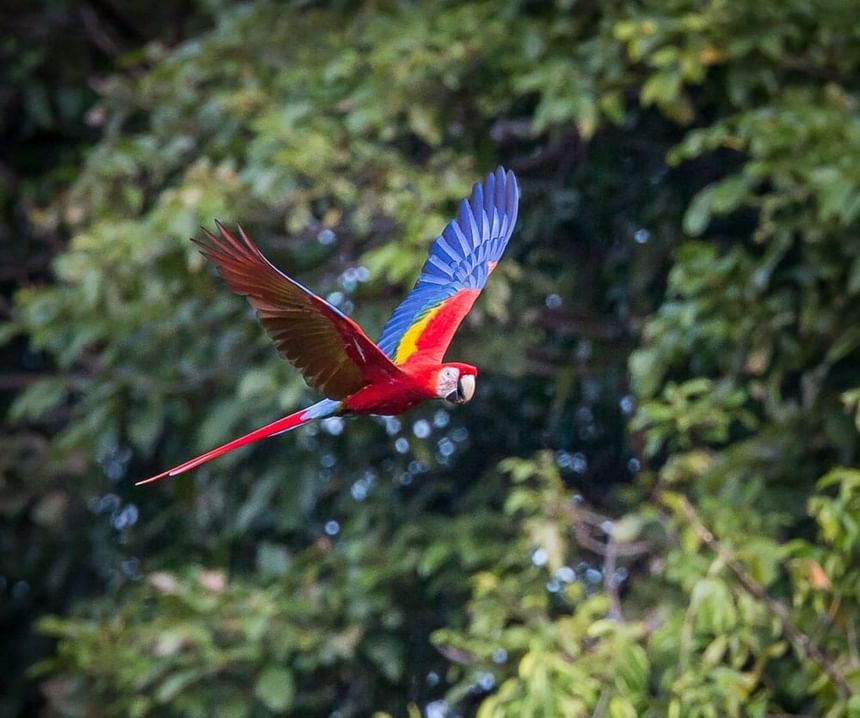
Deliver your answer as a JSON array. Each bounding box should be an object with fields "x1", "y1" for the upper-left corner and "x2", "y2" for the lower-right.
[{"x1": 377, "y1": 166, "x2": 520, "y2": 359}]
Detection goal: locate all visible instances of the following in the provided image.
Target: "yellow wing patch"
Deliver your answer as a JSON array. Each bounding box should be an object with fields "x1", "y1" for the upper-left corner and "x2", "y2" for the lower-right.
[{"x1": 393, "y1": 303, "x2": 445, "y2": 364}]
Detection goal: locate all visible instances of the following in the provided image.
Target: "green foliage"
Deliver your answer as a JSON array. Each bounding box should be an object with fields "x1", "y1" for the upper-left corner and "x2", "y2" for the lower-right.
[{"x1": 4, "y1": 0, "x2": 860, "y2": 716}]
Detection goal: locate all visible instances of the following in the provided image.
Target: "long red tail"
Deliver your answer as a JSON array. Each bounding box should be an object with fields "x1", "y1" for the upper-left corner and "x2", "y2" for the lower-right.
[{"x1": 136, "y1": 399, "x2": 340, "y2": 486}]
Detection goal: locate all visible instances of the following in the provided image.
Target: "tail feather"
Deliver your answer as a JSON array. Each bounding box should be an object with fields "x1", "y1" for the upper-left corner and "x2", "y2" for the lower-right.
[{"x1": 136, "y1": 399, "x2": 340, "y2": 486}]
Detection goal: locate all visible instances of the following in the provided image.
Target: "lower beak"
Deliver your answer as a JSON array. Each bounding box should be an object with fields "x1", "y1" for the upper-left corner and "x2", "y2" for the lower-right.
[{"x1": 445, "y1": 390, "x2": 463, "y2": 405}]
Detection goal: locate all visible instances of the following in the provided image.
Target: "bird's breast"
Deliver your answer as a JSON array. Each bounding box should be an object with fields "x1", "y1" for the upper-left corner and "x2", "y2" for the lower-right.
[{"x1": 342, "y1": 371, "x2": 436, "y2": 416}]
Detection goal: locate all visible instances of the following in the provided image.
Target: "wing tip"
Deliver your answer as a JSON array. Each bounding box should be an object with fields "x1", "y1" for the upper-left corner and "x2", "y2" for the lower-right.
[
  {"x1": 195, "y1": 219, "x2": 261, "y2": 262},
  {"x1": 483, "y1": 166, "x2": 519, "y2": 203}
]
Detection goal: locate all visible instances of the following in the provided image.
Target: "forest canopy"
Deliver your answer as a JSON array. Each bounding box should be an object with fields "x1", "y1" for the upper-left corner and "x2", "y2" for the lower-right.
[{"x1": 2, "y1": 1, "x2": 860, "y2": 716}]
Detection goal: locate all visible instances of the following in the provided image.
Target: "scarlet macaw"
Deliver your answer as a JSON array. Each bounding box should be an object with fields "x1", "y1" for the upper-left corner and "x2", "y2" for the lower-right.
[{"x1": 138, "y1": 167, "x2": 519, "y2": 485}]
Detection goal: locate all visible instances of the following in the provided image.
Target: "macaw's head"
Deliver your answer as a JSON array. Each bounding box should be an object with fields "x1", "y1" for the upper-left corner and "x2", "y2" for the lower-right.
[{"x1": 436, "y1": 363, "x2": 478, "y2": 406}]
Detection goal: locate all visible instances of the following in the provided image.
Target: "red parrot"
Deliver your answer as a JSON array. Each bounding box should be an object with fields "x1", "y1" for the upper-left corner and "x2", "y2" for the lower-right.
[{"x1": 137, "y1": 167, "x2": 519, "y2": 485}]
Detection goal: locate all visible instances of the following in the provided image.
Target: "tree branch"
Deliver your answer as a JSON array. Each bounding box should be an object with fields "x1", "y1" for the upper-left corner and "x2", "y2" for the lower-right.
[
  {"x1": 568, "y1": 503, "x2": 653, "y2": 558},
  {"x1": 672, "y1": 493, "x2": 852, "y2": 699},
  {"x1": 602, "y1": 535, "x2": 623, "y2": 620}
]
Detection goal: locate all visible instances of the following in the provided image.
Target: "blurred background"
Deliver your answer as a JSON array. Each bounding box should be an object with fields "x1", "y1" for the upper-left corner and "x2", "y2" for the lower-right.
[{"x1": 2, "y1": 0, "x2": 860, "y2": 716}]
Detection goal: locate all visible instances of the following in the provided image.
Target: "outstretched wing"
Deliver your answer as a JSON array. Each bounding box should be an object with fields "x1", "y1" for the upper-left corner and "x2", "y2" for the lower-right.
[
  {"x1": 377, "y1": 167, "x2": 519, "y2": 365},
  {"x1": 196, "y1": 222, "x2": 402, "y2": 399}
]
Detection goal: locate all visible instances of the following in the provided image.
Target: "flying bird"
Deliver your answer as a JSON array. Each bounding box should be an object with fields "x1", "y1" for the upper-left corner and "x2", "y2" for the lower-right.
[{"x1": 137, "y1": 167, "x2": 519, "y2": 485}]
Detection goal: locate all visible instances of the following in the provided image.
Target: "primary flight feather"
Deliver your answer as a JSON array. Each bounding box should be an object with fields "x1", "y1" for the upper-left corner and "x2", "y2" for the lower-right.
[{"x1": 138, "y1": 167, "x2": 519, "y2": 485}]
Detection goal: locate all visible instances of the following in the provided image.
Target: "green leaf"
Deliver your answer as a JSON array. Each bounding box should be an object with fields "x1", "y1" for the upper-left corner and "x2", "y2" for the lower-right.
[
  {"x1": 0, "y1": 321, "x2": 20, "y2": 346},
  {"x1": 256, "y1": 542, "x2": 291, "y2": 578},
  {"x1": 609, "y1": 696, "x2": 638, "y2": 718},
  {"x1": 155, "y1": 669, "x2": 205, "y2": 703},
  {"x1": 683, "y1": 176, "x2": 749, "y2": 236},
  {"x1": 8, "y1": 379, "x2": 69, "y2": 422},
  {"x1": 364, "y1": 635, "x2": 404, "y2": 682},
  {"x1": 254, "y1": 666, "x2": 295, "y2": 712}
]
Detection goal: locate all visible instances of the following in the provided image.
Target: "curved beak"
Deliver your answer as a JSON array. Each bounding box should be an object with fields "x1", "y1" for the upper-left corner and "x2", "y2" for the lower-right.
[{"x1": 445, "y1": 374, "x2": 475, "y2": 405}]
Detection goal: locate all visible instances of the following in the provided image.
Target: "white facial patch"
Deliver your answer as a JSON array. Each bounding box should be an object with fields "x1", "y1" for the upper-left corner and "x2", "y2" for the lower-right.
[{"x1": 436, "y1": 366, "x2": 460, "y2": 398}]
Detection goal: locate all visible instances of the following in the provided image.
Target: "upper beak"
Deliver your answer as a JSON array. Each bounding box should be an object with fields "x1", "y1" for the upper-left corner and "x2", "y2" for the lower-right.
[{"x1": 445, "y1": 374, "x2": 475, "y2": 405}]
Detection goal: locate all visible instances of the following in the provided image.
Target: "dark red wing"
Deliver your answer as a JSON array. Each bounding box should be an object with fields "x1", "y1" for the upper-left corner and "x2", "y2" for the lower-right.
[{"x1": 195, "y1": 222, "x2": 402, "y2": 399}]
